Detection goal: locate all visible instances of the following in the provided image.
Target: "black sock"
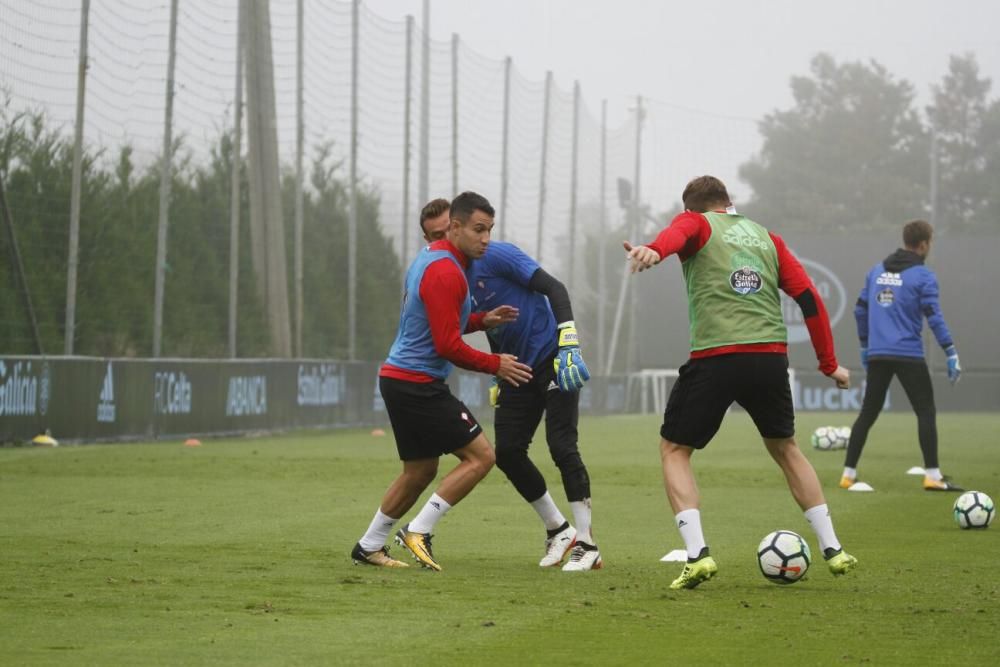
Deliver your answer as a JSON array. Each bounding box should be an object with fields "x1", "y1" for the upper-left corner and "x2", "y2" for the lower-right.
[
  {"x1": 687, "y1": 546, "x2": 710, "y2": 563},
  {"x1": 546, "y1": 521, "x2": 570, "y2": 539}
]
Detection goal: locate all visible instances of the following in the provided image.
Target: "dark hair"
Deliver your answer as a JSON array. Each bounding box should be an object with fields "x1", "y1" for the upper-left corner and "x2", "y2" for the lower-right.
[
  {"x1": 902, "y1": 219, "x2": 933, "y2": 248},
  {"x1": 681, "y1": 175, "x2": 731, "y2": 213},
  {"x1": 450, "y1": 191, "x2": 495, "y2": 222},
  {"x1": 419, "y1": 198, "x2": 451, "y2": 232}
]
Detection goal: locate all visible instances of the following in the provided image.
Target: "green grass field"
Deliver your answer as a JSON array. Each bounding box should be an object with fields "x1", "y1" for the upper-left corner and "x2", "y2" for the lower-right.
[{"x1": 2, "y1": 412, "x2": 998, "y2": 665}]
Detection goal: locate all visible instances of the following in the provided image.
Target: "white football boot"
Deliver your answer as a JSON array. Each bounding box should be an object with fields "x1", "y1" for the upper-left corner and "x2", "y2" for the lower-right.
[
  {"x1": 561, "y1": 542, "x2": 602, "y2": 571},
  {"x1": 538, "y1": 523, "x2": 577, "y2": 567}
]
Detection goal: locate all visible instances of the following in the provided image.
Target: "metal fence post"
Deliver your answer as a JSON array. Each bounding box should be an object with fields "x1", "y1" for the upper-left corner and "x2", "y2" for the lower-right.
[
  {"x1": 536, "y1": 70, "x2": 552, "y2": 263},
  {"x1": 626, "y1": 94, "x2": 644, "y2": 373},
  {"x1": 152, "y1": 0, "x2": 179, "y2": 358},
  {"x1": 294, "y1": 0, "x2": 305, "y2": 357},
  {"x1": 401, "y1": 14, "x2": 414, "y2": 274},
  {"x1": 597, "y1": 98, "x2": 608, "y2": 375},
  {"x1": 451, "y1": 32, "x2": 459, "y2": 195},
  {"x1": 65, "y1": 0, "x2": 91, "y2": 355},
  {"x1": 228, "y1": 0, "x2": 245, "y2": 358},
  {"x1": 418, "y1": 0, "x2": 429, "y2": 206},
  {"x1": 347, "y1": 0, "x2": 359, "y2": 360},
  {"x1": 568, "y1": 80, "x2": 580, "y2": 292},
  {"x1": 499, "y1": 56, "x2": 511, "y2": 242}
]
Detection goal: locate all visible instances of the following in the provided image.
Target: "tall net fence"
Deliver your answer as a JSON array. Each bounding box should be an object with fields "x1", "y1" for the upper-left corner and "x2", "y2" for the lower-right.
[{"x1": 0, "y1": 0, "x2": 761, "y2": 367}]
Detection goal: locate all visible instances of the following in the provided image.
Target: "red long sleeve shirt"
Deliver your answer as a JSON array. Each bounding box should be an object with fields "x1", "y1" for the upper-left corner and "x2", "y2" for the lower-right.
[
  {"x1": 380, "y1": 240, "x2": 500, "y2": 383},
  {"x1": 645, "y1": 211, "x2": 838, "y2": 375}
]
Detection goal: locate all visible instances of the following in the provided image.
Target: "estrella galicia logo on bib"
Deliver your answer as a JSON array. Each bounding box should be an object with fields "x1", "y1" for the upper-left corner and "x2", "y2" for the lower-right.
[
  {"x1": 730, "y1": 266, "x2": 763, "y2": 295},
  {"x1": 876, "y1": 288, "x2": 894, "y2": 307}
]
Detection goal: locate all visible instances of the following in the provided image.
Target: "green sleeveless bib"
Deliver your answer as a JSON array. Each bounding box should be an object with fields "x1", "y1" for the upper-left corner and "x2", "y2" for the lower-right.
[{"x1": 681, "y1": 212, "x2": 786, "y2": 351}]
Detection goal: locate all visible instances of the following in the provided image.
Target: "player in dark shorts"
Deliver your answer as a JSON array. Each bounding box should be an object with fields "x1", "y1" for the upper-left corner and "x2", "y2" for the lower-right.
[
  {"x1": 625, "y1": 175, "x2": 858, "y2": 589},
  {"x1": 350, "y1": 193, "x2": 531, "y2": 570}
]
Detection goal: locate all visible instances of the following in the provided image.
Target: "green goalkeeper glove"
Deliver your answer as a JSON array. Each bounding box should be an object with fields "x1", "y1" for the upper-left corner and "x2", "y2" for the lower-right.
[{"x1": 553, "y1": 322, "x2": 591, "y2": 392}]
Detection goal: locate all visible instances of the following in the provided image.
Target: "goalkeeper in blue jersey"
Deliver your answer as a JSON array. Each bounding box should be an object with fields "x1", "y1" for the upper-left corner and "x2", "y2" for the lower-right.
[
  {"x1": 451, "y1": 228, "x2": 598, "y2": 570},
  {"x1": 841, "y1": 219, "x2": 963, "y2": 492}
]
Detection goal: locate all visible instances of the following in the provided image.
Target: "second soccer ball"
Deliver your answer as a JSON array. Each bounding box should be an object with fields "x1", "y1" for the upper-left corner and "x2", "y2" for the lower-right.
[
  {"x1": 810, "y1": 426, "x2": 838, "y2": 451},
  {"x1": 953, "y1": 491, "x2": 995, "y2": 529},
  {"x1": 810, "y1": 425, "x2": 849, "y2": 451}
]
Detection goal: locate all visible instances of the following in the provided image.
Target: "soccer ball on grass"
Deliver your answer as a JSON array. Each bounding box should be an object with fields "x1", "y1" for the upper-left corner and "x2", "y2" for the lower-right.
[
  {"x1": 953, "y1": 491, "x2": 995, "y2": 529},
  {"x1": 757, "y1": 530, "x2": 811, "y2": 584},
  {"x1": 810, "y1": 426, "x2": 848, "y2": 451}
]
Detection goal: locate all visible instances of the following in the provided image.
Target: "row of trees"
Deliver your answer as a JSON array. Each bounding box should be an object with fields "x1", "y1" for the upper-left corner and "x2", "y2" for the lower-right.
[
  {"x1": 739, "y1": 53, "x2": 1000, "y2": 231},
  {"x1": 2, "y1": 52, "x2": 998, "y2": 359},
  {"x1": 0, "y1": 104, "x2": 401, "y2": 358}
]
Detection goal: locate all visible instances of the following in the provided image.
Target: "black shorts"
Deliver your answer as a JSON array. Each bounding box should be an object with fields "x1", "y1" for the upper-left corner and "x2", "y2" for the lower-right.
[
  {"x1": 660, "y1": 353, "x2": 794, "y2": 449},
  {"x1": 378, "y1": 376, "x2": 483, "y2": 461}
]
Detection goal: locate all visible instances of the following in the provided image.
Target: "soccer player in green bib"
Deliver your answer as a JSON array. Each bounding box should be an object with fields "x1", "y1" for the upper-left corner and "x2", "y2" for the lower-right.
[{"x1": 625, "y1": 175, "x2": 858, "y2": 589}]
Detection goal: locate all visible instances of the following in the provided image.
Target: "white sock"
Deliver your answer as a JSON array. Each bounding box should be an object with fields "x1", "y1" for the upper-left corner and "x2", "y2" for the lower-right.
[
  {"x1": 408, "y1": 493, "x2": 452, "y2": 535},
  {"x1": 358, "y1": 508, "x2": 399, "y2": 552},
  {"x1": 529, "y1": 491, "x2": 567, "y2": 531},
  {"x1": 569, "y1": 498, "x2": 594, "y2": 545},
  {"x1": 925, "y1": 467, "x2": 943, "y2": 481},
  {"x1": 804, "y1": 504, "x2": 842, "y2": 554},
  {"x1": 675, "y1": 509, "x2": 707, "y2": 560},
  {"x1": 842, "y1": 467, "x2": 857, "y2": 480}
]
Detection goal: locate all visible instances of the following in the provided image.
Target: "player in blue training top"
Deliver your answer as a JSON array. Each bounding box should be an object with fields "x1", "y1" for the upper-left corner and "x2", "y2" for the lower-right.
[
  {"x1": 464, "y1": 235, "x2": 598, "y2": 571},
  {"x1": 841, "y1": 219, "x2": 963, "y2": 492}
]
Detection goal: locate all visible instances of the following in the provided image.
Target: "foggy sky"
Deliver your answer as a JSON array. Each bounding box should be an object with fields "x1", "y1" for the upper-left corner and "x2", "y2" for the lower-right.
[{"x1": 372, "y1": 0, "x2": 1000, "y2": 125}]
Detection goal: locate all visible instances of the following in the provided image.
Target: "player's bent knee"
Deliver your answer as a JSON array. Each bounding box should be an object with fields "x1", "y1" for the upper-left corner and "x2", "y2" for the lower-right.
[
  {"x1": 456, "y1": 434, "x2": 496, "y2": 472},
  {"x1": 660, "y1": 438, "x2": 694, "y2": 460},
  {"x1": 552, "y1": 450, "x2": 584, "y2": 473},
  {"x1": 494, "y1": 445, "x2": 527, "y2": 472},
  {"x1": 480, "y1": 445, "x2": 496, "y2": 471},
  {"x1": 402, "y1": 460, "x2": 439, "y2": 487}
]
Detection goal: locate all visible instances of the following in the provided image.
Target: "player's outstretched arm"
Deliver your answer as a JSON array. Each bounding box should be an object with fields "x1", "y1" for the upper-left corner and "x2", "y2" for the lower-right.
[
  {"x1": 496, "y1": 354, "x2": 532, "y2": 387},
  {"x1": 621, "y1": 212, "x2": 706, "y2": 274},
  {"x1": 623, "y1": 241, "x2": 661, "y2": 273}
]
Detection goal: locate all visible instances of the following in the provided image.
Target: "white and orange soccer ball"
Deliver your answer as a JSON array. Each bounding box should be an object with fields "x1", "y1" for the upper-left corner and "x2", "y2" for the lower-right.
[{"x1": 757, "y1": 530, "x2": 811, "y2": 584}]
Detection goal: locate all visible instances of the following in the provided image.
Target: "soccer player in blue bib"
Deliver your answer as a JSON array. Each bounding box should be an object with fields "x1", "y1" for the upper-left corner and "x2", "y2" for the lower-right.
[
  {"x1": 351, "y1": 193, "x2": 532, "y2": 570},
  {"x1": 462, "y1": 235, "x2": 599, "y2": 571},
  {"x1": 841, "y1": 219, "x2": 963, "y2": 492}
]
